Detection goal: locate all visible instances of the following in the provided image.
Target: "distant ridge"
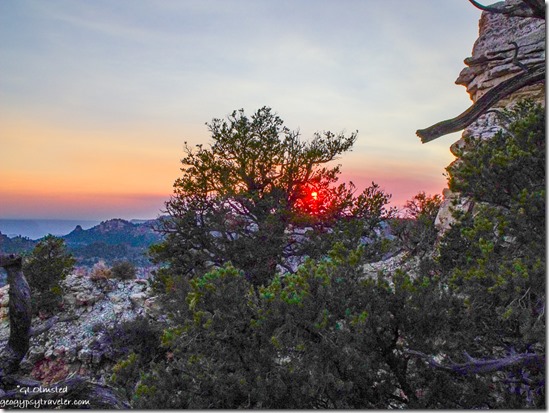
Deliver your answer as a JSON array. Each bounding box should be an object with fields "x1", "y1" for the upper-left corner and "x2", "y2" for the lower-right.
[
  {"x1": 0, "y1": 219, "x2": 100, "y2": 240},
  {"x1": 0, "y1": 218, "x2": 165, "y2": 267}
]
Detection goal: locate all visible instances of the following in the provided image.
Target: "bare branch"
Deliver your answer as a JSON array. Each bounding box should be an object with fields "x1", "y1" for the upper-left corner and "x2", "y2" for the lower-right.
[
  {"x1": 520, "y1": 0, "x2": 546, "y2": 18},
  {"x1": 416, "y1": 63, "x2": 545, "y2": 142},
  {"x1": 468, "y1": 0, "x2": 545, "y2": 19},
  {"x1": 509, "y1": 41, "x2": 530, "y2": 71},
  {"x1": 29, "y1": 315, "x2": 79, "y2": 337},
  {"x1": 405, "y1": 349, "x2": 544, "y2": 375}
]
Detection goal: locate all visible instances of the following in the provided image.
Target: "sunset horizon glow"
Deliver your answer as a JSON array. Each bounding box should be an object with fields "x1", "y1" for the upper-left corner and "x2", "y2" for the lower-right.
[{"x1": 1, "y1": 0, "x2": 481, "y2": 221}]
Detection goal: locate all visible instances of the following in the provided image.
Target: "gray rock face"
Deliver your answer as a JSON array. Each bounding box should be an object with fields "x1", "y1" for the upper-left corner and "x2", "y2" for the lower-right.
[
  {"x1": 453, "y1": 2, "x2": 545, "y2": 146},
  {"x1": 436, "y1": 1, "x2": 545, "y2": 231},
  {"x1": 0, "y1": 272, "x2": 159, "y2": 384}
]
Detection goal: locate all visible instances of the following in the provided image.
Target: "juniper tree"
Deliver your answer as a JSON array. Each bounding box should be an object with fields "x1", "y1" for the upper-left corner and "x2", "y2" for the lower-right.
[
  {"x1": 152, "y1": 107, "x2": 394, "y2": 291},
  {"x1": 23, "y1": 235, "x2": 75, "y2": 315}
]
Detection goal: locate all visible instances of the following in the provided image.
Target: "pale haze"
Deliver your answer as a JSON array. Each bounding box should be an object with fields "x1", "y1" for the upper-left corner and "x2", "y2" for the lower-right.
[{"x1": 0, "y1": 0, "x2": 482, "y2": 221}]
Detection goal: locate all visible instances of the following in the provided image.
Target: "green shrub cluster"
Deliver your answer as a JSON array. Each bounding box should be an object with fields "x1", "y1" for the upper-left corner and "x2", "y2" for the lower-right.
[{"x1": 111, "y1": 260, "x2": 137, "y2": 280}]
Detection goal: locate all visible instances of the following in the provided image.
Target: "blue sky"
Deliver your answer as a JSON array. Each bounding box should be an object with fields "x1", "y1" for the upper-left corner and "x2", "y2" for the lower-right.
[{"x1": 0, "y1": 0, "x2": 482, "y2": 220}]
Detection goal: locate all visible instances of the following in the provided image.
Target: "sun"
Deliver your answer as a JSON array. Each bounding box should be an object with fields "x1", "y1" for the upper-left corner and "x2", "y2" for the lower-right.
[{"x1": 311, "y1": 191, "x2": 318, "y2": 200}]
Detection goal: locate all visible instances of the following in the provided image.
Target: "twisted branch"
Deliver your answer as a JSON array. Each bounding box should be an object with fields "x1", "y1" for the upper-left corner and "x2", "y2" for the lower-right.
[
  {"x1": 405, "y1": 349, "x2": 544, "y2": 375},
  {"x1": 468, "y1": 0, "x2": 545, "y2": 19},
  {"x1": 416, "y1": 63, "x2": 545, "y2": 143}
]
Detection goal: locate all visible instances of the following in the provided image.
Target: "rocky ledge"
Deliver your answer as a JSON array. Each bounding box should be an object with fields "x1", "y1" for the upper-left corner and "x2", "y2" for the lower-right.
[{"x1": 0, "y1": 272, "x2": 160, "y2": 385}]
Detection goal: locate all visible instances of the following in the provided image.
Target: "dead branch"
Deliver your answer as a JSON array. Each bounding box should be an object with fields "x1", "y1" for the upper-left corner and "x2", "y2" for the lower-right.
[
  {"x1": 468, "y1": 0, "x2": 545, "y2": 19},
  {"x1": 29, "y1": 314, "x2": 79, "y2": 337},
  {"x1": 0, "y1": 254, "x2": 31, "y2": 376},
  {"x1": 416, "y1": 63, "x2": 545, "y2": 143},
  {"x1": 405, "y1": 349, "x2": 544, "y2": 375},
  {"x1": 509, "y1": 41, "x2": 531, "y2": 71}
]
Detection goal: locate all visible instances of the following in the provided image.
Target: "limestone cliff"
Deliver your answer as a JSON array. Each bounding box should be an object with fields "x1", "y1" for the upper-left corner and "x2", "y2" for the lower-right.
[{"x1": 435, "y1": 0, "x2": 545, "y2": 230}]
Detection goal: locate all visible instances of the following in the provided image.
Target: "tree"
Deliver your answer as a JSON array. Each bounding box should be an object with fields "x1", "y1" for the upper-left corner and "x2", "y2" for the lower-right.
[
  {"x1": 23, "y1": 235, "x2": 75, "y2": 316},
  {"x1": 152, "y1": 107, "x2": 394, "y2": 289},
  {"x1": 111, "y1": 260, "x2": 137, "y2": 280},
  {"x1": 131, "y1": 246, "x2": 443, "y2": 409},
  {"x1": 392, "y1": 192, "x2": 442, "y2": 257},
  {"x1": 431, "y1": 101, "x2": 545, "y2": 407}
]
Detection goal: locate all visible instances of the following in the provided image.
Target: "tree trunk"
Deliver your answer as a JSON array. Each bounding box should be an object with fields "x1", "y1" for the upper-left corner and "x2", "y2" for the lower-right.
[{"x1": 0, "y1": 254, "x2": 31, "y2": 375}]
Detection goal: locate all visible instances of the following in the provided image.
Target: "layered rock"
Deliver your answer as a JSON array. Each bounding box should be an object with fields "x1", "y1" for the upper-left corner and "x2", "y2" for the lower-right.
[{"x1": 435, "y1": 0, "x2": 545, "y2": 230}]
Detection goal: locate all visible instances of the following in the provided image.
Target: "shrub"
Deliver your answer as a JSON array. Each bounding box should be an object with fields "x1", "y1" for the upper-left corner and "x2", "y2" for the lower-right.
[
  {"x1": 111, "y1": 261, "x2": 137, "y2": 280},
  {"x1": 436, "y1": 100, "x2": 545, "y2": 407},
  {"x1": 89, "y1": 260, "x2": 112, "y2": 281},
  {"x1": 105, "y1": 317, "x2": 166, "y2": 405},
  {"x1": 392, "y1": 191, "x2": 442, "y2": 257}
]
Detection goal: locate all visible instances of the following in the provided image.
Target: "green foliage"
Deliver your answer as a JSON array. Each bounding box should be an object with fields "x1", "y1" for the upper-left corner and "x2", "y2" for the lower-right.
[
  {"x1": 133, "y1": 102, "x2": 544, "y2": 409},
  {"x1": 392, "y1": 191, "x2": 443, "y2": 256},
  {"x1": 436, "y1": 101, "x2": 545, "y2": 406},
  {"x1": 23, "y1": 235, "x2": 75, "y2": 315},
  {"x1": 106, "y1": 317, "x2": 166, "y2": 405},
  {"x1": 136, "y1": 239, "x2": 502, "y2": 408},
  {"x1": 152, "y1": 107, "x2": 394, "y2": 290}
]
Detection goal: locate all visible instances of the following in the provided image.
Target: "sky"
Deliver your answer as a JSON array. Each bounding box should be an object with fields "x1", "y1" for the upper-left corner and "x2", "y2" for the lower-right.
[{"x1": 0, "y1": 0, "x2": 482, "y2": 221}]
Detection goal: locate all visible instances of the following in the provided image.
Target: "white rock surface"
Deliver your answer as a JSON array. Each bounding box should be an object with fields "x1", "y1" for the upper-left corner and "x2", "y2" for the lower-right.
[{"x1": 435, "y1": 1, "x2": 545, "y2": 231}]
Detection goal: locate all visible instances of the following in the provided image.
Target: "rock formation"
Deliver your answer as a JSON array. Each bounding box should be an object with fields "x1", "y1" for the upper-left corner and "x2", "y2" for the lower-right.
[
  {"x1": 0, "y1": 267, "x2": 158, "y2": 394},
  {"x1": 434, "y1": 0, "x2": 545, "y2": 230}
]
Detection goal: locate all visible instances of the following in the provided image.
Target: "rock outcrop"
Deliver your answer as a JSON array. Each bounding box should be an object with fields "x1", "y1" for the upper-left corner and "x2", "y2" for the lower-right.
[
  {"x1": 435, "y1": 0, "x2": 545, "y2": 231},
  {"x1": 0, "y1": 271, "x2": 158, "y2": 385}
]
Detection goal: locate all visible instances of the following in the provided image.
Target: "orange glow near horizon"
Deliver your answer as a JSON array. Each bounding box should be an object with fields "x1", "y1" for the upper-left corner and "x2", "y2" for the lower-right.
[
  {"x1": 0, "y1": 0, "x2": 479, "y2": 221},
  {"x1": 0, "y1": 115, "x2": 455, "y2": 220},
  {"x1": 0, "y1": 117, "x2": 188, "y2": 219}
]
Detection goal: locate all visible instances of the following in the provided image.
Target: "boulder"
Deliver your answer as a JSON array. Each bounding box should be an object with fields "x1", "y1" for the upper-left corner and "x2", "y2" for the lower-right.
[{"x1": 129, "y1": 292, "x2": 148, "y2": 307}]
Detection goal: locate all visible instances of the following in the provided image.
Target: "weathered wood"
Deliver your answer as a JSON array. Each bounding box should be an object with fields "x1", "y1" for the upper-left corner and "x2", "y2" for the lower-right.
[
  {"x1": 0, "y1": 254, "x2": 31, "y2": 375},
  {"x1": 416, "y1": 63, "x2": 545, "y2": 143},
  {"x1": 29, "y1": 314, "x2": 79, "y2": 337},
  {"x1": 405, "y1": 349, "x2": 544, "y2": 375},
  {"x1": 468, "y1": 0, "x2": 545, "y2": 19}
]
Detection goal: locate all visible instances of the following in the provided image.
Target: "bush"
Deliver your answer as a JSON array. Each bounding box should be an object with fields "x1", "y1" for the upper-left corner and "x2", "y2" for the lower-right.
[
  {"x1": 111, "y1": 261, "x2": 137, "y2": 280},
  {"x1": 105, "y1": 317, "x2": 166, "y2": 405},
  {"x1": 437, "y1": 100, "x2": 545, "y2": 407},
  {"x1": 133, "y1": 248, "x2": 436, "y2": 409},
  {"x1": 89, "y1": 260, "x2": 112, "y2": 281}
]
